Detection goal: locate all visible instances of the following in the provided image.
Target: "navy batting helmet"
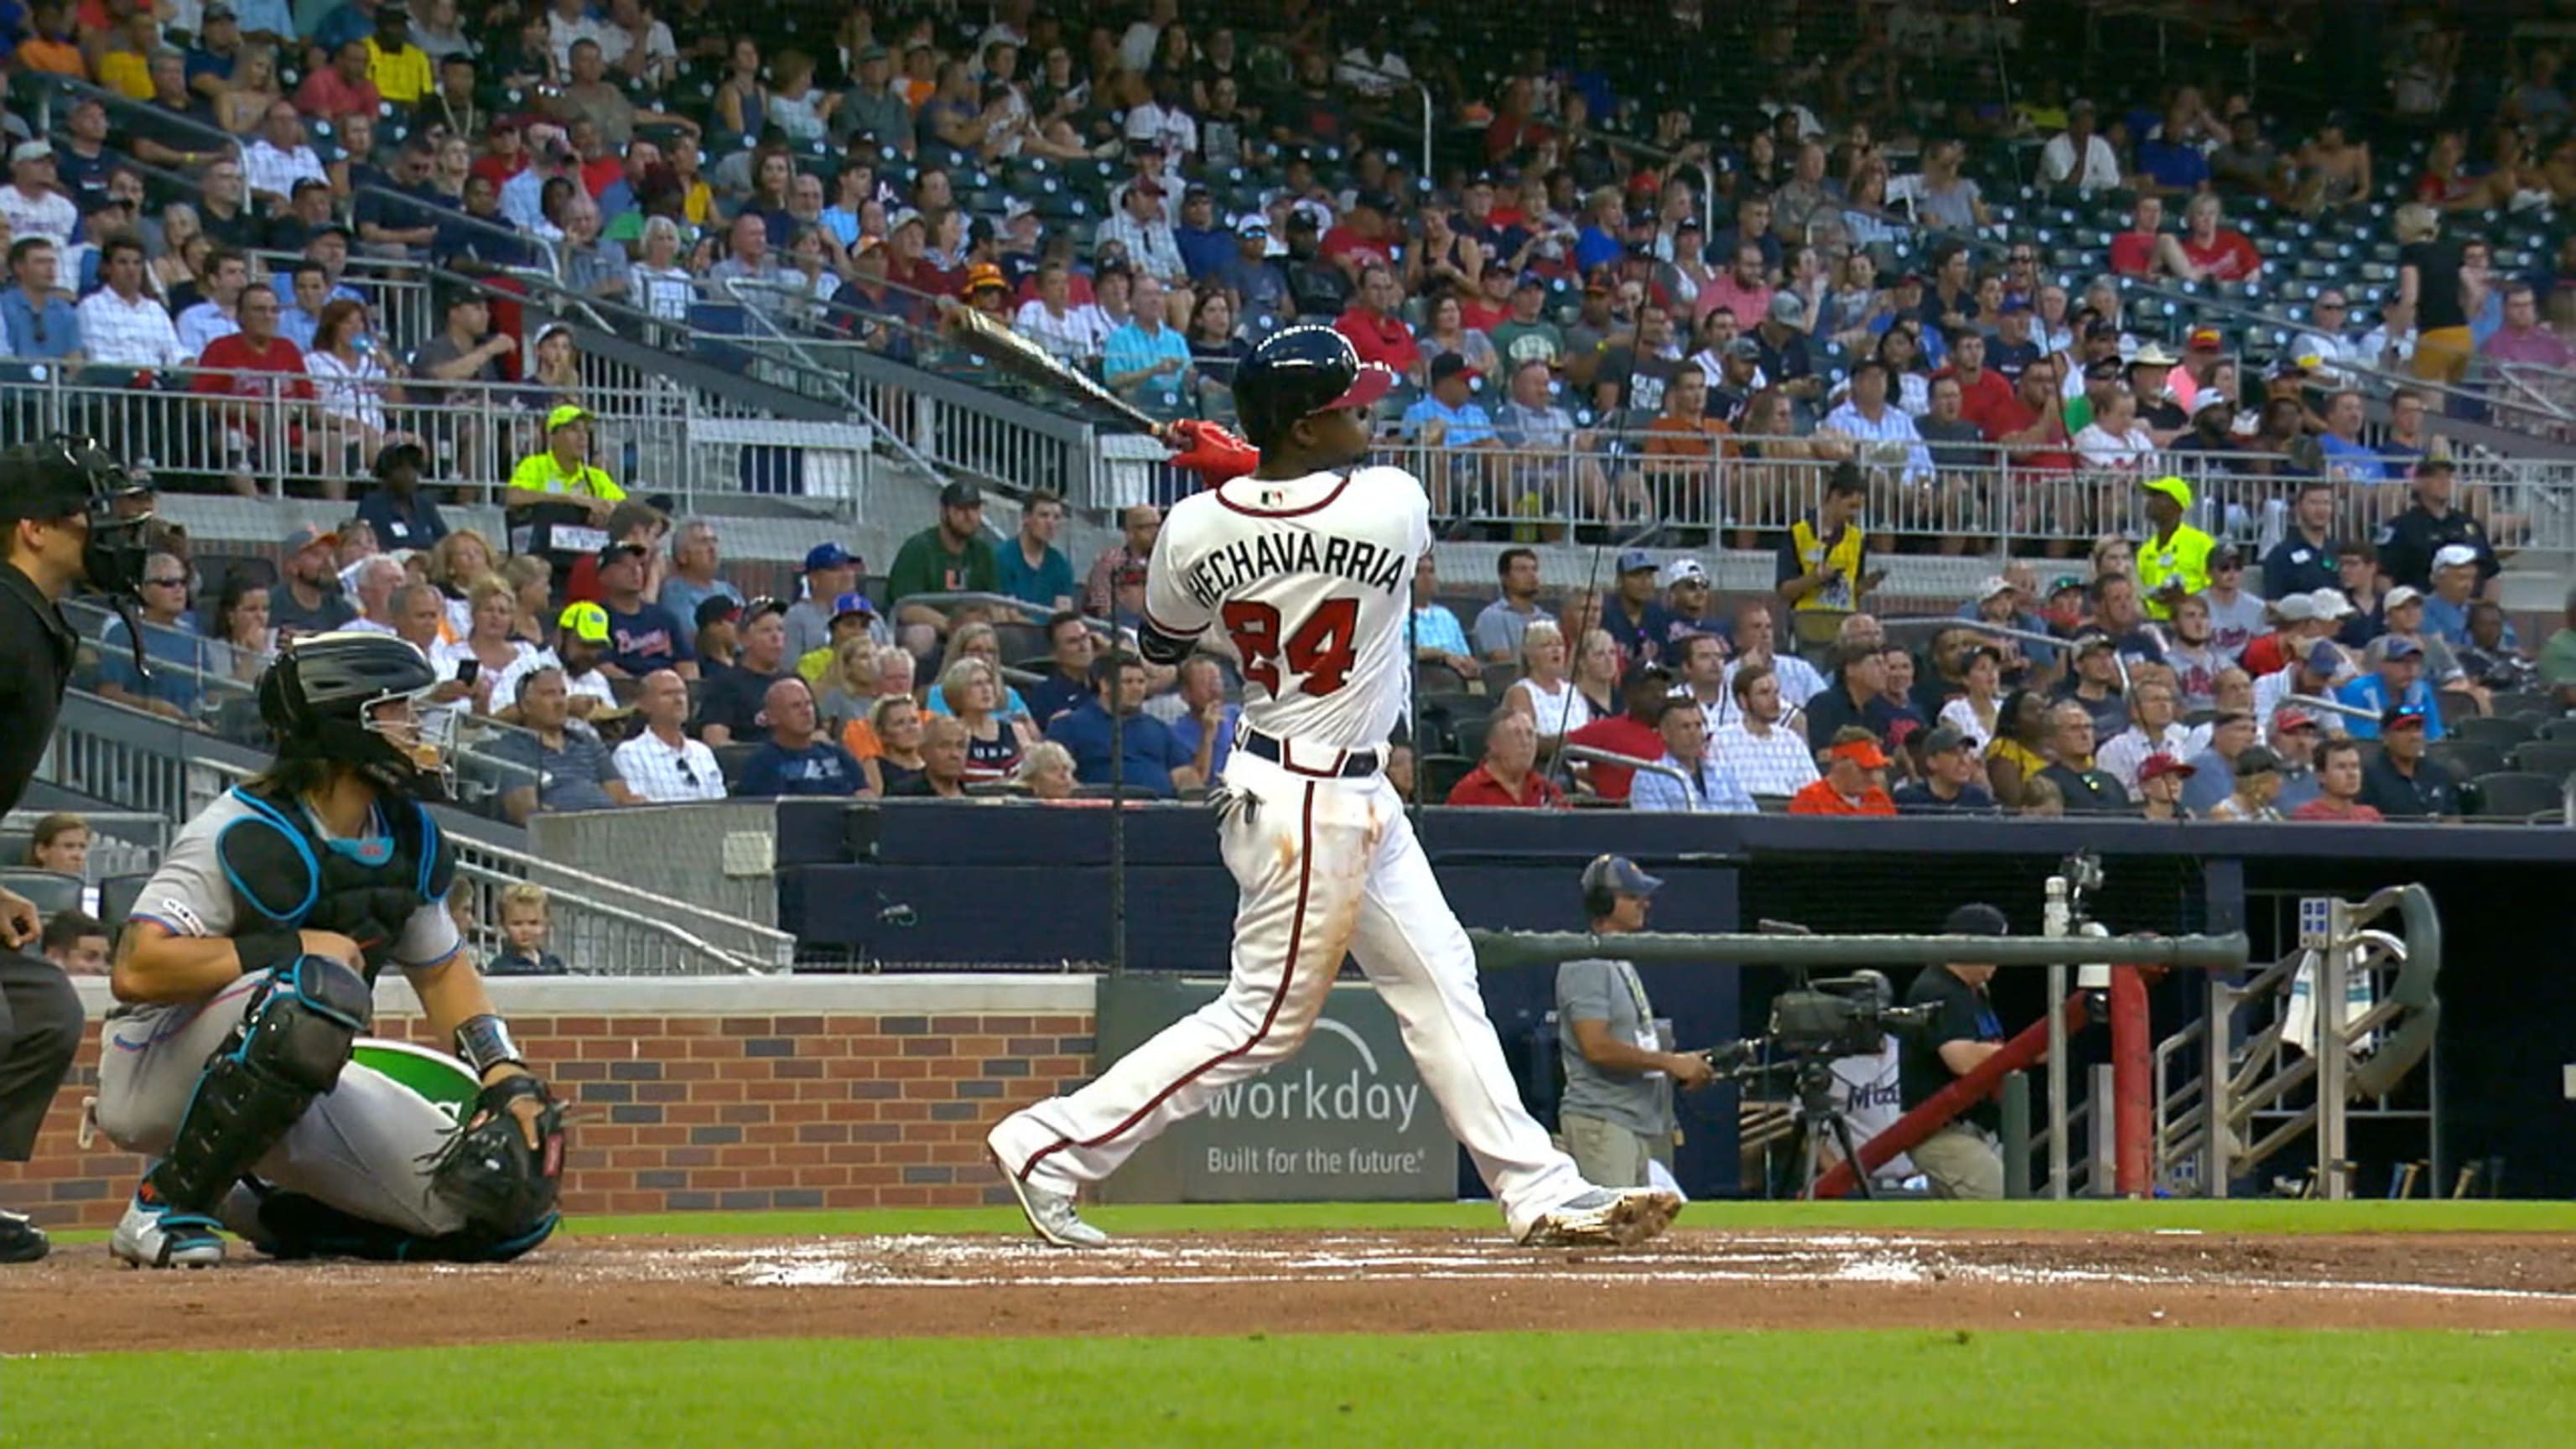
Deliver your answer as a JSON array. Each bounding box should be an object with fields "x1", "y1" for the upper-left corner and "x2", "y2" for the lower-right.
[{"x1": 1231, "y1": 325, "x2": 1396, "y2": 449}]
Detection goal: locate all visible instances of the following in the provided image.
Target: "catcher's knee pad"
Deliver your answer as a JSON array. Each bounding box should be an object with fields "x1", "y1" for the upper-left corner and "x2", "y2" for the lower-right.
[{"x1": 145, "y1": 956, "x2": 372, "y2": 1211}]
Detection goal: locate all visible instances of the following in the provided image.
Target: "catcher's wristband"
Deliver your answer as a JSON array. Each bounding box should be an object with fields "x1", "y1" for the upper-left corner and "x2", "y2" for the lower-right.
[{"x1": 455, "y1": 1014, "x2": 529, "y2": 1077}]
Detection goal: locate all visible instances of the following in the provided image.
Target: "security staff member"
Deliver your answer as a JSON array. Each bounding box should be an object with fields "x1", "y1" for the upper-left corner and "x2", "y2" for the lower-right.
[
  {"x1": 0, "y1": 439, "x2": 153, "y2": 1264},
  {"x1": 2136, "y1": 475, "x2": 2215, "y2": 621},
  {"x1": 2375, "y1": 458, "x2": 2496, "y2": 594},
  {"x1": 1898, "y1": 902, "x2": 2013, "y2": 1200},
  {"x1": 1555, "y1": 857, "x2": 1714, "y2": 1187}
]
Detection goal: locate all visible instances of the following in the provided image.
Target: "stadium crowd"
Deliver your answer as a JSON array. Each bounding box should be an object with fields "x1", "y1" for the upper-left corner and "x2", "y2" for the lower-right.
[{"x1": 2, "y1": 1, "x2": 2573, "y2": 824}]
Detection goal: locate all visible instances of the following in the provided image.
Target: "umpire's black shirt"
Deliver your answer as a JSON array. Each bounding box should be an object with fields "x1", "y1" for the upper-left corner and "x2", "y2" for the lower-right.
[
  {"x1": 0, "y1": 562, "x2": 76, "y2": 818},
  {"x1": 1899, "y1": 965, "x2": 2003, "y2": 1130}
]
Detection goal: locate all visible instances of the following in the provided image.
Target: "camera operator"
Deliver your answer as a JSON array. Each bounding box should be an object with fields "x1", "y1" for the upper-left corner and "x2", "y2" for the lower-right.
[
  {"x1": 0, "y1": 439, "x2": 153, "y2": 1265},
  {"x1": 1555, "y1": 856, "x2": 1715, "y2": 1188},
  {"x1": 1814, "y1": 977, "x2": 1918, "y2": 1189},
  {"x1": 1897, "y1": 902, "x2": 2014, "y2": 1200}
]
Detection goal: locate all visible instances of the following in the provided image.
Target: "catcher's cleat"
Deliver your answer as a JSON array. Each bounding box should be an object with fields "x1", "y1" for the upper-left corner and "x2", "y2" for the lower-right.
[
  {"x1": 0, "y1": 1208, "x2": 49, "y2": 1265},
  {"x1": 1518, "y1": 1187, "x2": 1683, "y2": 1249},
  {"x1": 110, "y1": 1193, "x2": 226, "y2": 1270}
]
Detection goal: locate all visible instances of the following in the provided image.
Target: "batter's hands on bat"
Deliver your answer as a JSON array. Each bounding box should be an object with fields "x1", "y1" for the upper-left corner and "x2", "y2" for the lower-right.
[
  {"x1": 0, "y1": 886, "x2": 37, "y2": 949},
  {"x1": 1164, "y1": 419, "x2": 1259, "y2": 485}
]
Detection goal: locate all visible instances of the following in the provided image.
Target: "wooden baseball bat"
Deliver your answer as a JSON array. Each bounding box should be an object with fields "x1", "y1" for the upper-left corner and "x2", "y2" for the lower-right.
[{"x1": 937, "y1": 298, "x2": 1171, "y2": 438}]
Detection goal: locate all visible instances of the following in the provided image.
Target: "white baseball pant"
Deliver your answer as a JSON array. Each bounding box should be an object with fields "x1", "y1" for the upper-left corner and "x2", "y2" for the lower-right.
[{"x1": 989, "y1": 746, "x2": 1594, "y2": 1239}]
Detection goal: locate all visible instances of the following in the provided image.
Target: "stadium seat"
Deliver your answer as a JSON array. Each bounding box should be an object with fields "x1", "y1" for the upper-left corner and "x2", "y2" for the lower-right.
[
  {"x1": 2509, "y1": 741, "x2": 2576, "y2": 782},
  {"x1": 99, "y1": 873, "x2": 152, "y2": 939},
  {"x1": 2426, "y1": 740, "x2": 2508, "y2": 781},
  {"x1": 0, "y1": 870, "x2": 83, "y2": 920},
  {"x1": 2451, "y1": 715, "x2": 2537, "y2": 750},
  {"x1": 2465, "y1": 771, "x2": 2566, "y2": 821},
  {"x1": 1418, "y1": 753, "x2": 1478, "y2": 802},
  {"x1": 2501, "y1": 694, "x2": 2565, "y2": 723},
  {"x1": 1450, "y1": 714, "x2": 1492, "y2": 762}
]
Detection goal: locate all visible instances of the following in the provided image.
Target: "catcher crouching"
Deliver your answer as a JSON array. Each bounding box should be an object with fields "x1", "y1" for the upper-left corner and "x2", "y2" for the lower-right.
[{"x1": 96, "y1": 631, "x2": 565, "y2": 1269}]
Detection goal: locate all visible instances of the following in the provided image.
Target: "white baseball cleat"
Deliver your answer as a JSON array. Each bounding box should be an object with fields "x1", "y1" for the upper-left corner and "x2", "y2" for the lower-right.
[
  {"x1": 1518, "y1": 1187, "x2": 1684, "y2": 1248},
  {"x1": 986, "y1": 1141, "x2": 1109, "y2": 1249},
  {"x1": 109, "y1": 1195, "x2": 226, "y2": 1270}
]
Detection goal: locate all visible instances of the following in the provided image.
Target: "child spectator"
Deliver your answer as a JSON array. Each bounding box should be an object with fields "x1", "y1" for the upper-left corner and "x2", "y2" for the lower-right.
[{"x1": 489, "y1": 884, "x2": 569, "y2": 976}]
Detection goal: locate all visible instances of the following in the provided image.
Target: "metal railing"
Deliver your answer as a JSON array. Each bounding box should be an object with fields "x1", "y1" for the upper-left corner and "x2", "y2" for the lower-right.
[
  {"x1": 1350, "y1": 435, "x2": 2576, "y2": 553},
  {"x1": 187, "y1": 754, "x2": 793, "y2": 976},
  {"x1": 0, "y1": 366, "x2": 880, "y2": 512}
]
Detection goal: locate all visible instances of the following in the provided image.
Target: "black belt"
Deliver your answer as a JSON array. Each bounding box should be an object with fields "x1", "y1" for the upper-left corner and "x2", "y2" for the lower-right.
[{"x1": 1239, "y1": 728, "x2": 1381, "y2": 778}]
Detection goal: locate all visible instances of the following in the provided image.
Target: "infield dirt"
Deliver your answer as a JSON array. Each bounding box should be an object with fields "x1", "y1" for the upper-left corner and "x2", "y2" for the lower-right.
[{"x1": 8, "y1": 1229, "x2": 2573, "y2": 1353}]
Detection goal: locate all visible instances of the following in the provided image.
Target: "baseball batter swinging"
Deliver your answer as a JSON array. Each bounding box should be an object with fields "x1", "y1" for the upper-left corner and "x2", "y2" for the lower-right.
[
  {"x1": 96, "y1": 632, "x2": 565, "y2": 1268},
  {"x1": 988, "y1": 326, "x2": 1682, "y2": 1249}
]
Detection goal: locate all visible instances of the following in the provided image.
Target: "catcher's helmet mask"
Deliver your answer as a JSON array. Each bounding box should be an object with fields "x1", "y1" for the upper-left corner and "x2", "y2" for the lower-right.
[
  {"x1": 258, "y1": 633, "x2": 460, "y2": 801},
  {"x1": 1230, "y1": 325, "x2": 1398, "y2": 451}
]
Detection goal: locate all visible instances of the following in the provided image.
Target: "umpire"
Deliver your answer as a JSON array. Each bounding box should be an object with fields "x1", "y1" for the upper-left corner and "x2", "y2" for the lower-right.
[{"x1": 0, "y1": 439, "x2": 153, "y2": 1264}]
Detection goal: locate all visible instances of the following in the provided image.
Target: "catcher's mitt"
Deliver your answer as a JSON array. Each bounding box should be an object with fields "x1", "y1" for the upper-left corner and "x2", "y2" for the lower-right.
[{"x1": 429, "y1": 1074, "x2": 567, "y2": 1236}]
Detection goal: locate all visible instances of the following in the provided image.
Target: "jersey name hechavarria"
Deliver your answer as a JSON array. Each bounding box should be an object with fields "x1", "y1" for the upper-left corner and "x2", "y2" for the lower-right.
[{"x1": 1143, "y1": 464, "x2": 1432, "y2": 753}]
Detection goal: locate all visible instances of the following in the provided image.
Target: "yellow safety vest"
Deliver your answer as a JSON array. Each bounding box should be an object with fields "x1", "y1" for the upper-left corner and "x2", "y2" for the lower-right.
[
  {"x1": 2136, "y1": 524, "x2": 2215, "y2": 618},
  {"x1": 1787, "y1": 517, "x2": 1867, "y2": 613}
]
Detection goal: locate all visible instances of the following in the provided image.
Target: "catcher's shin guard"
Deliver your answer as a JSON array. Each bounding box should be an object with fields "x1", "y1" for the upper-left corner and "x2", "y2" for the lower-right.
[{"x1": 143, "y1": 955, "x2": 371, "y2": 1212}]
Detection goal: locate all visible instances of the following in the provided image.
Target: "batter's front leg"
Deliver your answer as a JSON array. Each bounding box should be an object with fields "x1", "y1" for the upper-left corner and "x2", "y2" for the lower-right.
[
  {"x1": 1344, "y1": 798, "x2": 1592, "y2": 1240},
  {"x1": 989, "y1": 771, "x2": 1364, "y2": 1201}
]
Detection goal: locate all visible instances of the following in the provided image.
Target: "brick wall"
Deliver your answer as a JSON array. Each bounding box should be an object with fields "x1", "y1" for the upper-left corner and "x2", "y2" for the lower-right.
[{"x1": 0, "y1": 977, "x2": 1098, "y2": 1229}]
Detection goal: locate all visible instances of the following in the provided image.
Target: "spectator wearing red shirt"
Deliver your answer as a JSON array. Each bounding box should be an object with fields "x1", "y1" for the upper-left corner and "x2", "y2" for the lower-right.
[
  {"x1": 1445, "y1": 711, "x2": 1565, "y2": 808},
  {"x1": 470, "y1": 118, "x2": 530, "y2": 192},
  {"x1": 1562, "y1": 664, "x2": 1677, "y2": 802},
  {"x1": 1334, "y1": 264, "x2": 1425, "y2": 383},
  {"x1": 1981, "y1": 355, "x2": 2078, "y2": 473},
  {"x1": 293, "y1": 39, "x2": 385, "y2": 123},
  {"x1": 1483, "y1": 75, "x2": 1555, "y2": 164},
  {"x1": 2288, "y1": 738, "x2": 2385, "y2": 823},
  {"x1": 1320, "y1": 193, "x2": 1399, "y2": 278},
  {"x1": 2107, "y1": 195, "x2": 2165, "y2": 277},
  {"x1": 2169, "y1": 195, "x2": 2263, "y2": 283},
  {"x1": 1789, "y1": 730, "x2": 1899, "y2": 816},
  {"x1": 191, "y1": 283, "x2": 313, "y2": 480},
  {"x1": 1936, "y1": 328, "x2": 2018, "y2": 434}
]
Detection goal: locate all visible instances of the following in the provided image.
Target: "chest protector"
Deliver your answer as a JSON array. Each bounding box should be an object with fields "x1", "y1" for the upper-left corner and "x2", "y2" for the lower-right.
[{"x1": 216, "y1": 785, "x2": 457, "y2": 981}]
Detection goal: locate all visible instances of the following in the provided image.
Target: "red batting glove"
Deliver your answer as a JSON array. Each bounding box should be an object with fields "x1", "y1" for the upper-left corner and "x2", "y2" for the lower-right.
[{"x1": 1164, "y1": 419, "x2": 1259, "y2": 486}]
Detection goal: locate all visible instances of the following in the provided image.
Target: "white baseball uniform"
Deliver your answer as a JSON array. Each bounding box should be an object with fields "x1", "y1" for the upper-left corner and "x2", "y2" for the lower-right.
[{"x1": 987, "y1": 465, "x2": 1597, "y2": 1238}]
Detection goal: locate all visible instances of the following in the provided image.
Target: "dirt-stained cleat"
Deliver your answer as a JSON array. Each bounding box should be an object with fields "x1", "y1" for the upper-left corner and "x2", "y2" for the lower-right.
[
  {"x1": 1519, "y1": 1187, "x2": 1683, "y2": 1248},
  {"x1": 988, "y1": 1142, "x2": 1109, "y2": 1249}
]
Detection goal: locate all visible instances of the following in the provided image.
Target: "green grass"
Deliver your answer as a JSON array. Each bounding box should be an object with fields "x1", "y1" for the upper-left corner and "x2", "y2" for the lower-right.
[
  {"x1": 47, "y1": 1197, "x2": 2573, "y2": 1248},
  {"x1": 10, "y1": 1331, "x2": 2573, "y2": 1447}
]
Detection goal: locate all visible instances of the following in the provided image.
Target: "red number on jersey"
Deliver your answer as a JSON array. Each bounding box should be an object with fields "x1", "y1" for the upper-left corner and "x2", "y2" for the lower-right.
[{"x1": 1221, "y1": 597, "x2": 1360, "y2": 699}]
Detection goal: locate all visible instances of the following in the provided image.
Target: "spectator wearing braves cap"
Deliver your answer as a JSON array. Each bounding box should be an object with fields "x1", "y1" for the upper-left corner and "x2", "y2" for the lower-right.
[
  {"x1": 2055, "y1": 631, "x2": 2131, "y2": 744},
  {"x1": 1891, "y1": 724, "x2": 1998, "y2": 814},
  {"x1": 1803, "y1": 641, "x2": 1905, "y2": 755},
  {"x1": 1898, "y1": 901, "x2": 2012, "y2": 1200},
  {"x1": 2251, "y1": 636, "x2": 2350, "y2": 745},
  {"x1": 2134, "y1": 752, "x2": 2196, "y2": 821},
  {"x1": 2358, "y1": 706, "x2": 2462, "y2": 820}
]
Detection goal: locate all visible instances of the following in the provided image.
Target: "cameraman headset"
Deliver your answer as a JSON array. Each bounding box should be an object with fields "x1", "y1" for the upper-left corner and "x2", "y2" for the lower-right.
[
  {"x1": 0, "y1": 439, "x2": 155, "y2": 1265},
  {"x1": 1897, "y1": 901, "x2": 2014, "y2": 1200},
  {"x1": 1555, "y1": 856, "x2": 1715, "y2": 1189}
]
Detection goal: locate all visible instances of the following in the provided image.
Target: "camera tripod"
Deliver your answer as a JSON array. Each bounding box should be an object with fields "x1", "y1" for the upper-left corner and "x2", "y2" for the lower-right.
[{"x1": 1789, "y1": 1056, "x2": 1881, "y2": 1202}]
